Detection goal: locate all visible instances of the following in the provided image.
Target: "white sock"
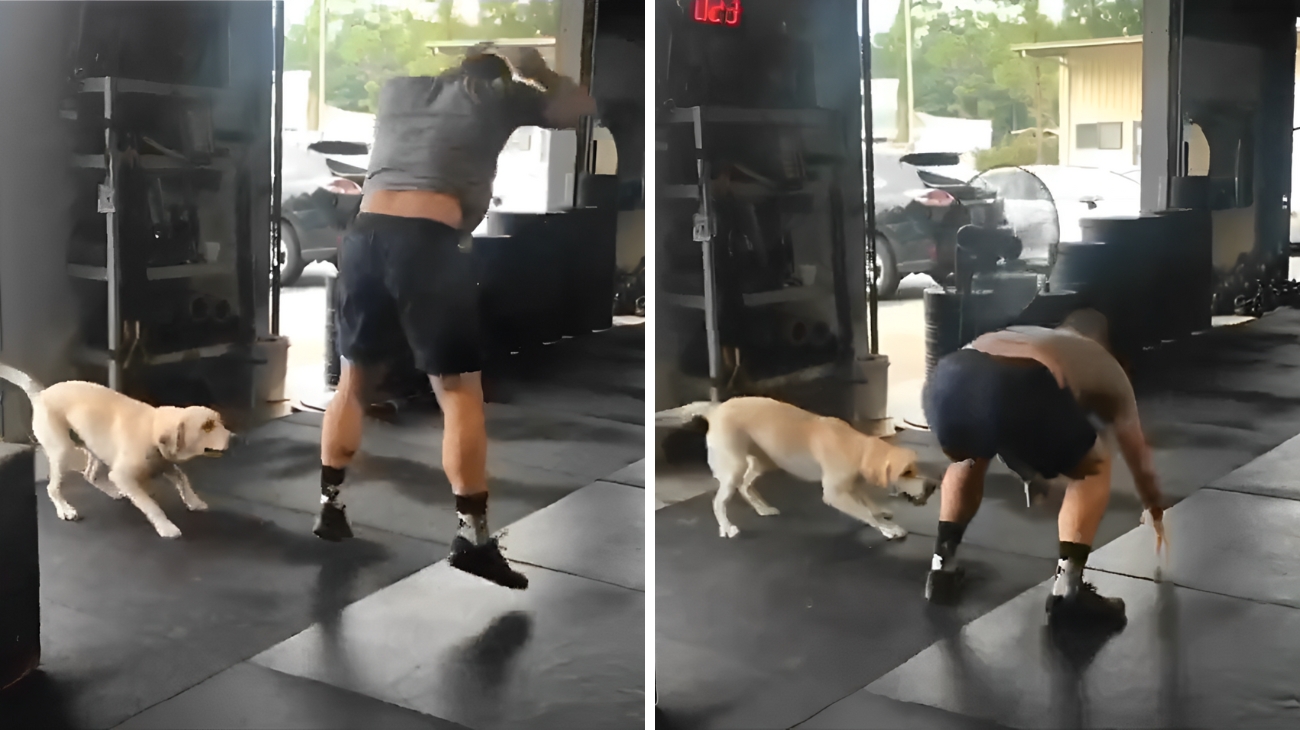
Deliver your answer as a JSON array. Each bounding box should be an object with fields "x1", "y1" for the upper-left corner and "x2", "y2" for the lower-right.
[
  {"x1": 1051, "y1": 558, "x2": 1083, "y2": 597},
  {"x1": 458, "y1": 512, "x2": 490, "y2": 545}
]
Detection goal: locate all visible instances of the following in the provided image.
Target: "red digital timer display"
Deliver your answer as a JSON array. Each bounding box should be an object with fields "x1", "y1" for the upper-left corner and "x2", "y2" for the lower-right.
[{"x1": 693, "y1": 0, "x2": 742, "y2": 27}]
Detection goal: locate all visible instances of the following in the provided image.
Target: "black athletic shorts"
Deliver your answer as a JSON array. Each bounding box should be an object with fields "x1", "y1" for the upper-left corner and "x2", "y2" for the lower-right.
[
  {"x1": 922, "y1": 348, "x2": 1098, "y2": 479},
  {"x1": 335, "y1": 213, "x2": 482, "y2": 376}
]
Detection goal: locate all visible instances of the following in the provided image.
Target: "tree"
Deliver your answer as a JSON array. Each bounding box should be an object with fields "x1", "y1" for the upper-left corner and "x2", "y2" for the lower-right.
[
  {"x1": 869, "y1": 0, "x2": 1139, "y2": 160},
  {"x1": 285, "y1": 0, "x2": 559, "y2": 114},
  {"x1": 1058, "y1": 0, "x2": 1142, "y2": 39}
]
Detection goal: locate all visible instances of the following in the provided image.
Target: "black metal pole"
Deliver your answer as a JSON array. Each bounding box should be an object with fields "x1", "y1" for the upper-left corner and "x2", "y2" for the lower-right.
[
  {"x1": 860, "y1": 0, "x2": 879, "y2": 355},
  {"x1": 573, "y1": 0, "x2": 601, "y2": 208},
  {"x1": 271, "y1": 0, "x2": 285, "y2": 335}
]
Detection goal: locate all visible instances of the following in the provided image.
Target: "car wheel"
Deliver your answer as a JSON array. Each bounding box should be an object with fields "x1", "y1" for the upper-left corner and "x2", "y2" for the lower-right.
[
  {"x1": 870, "y1": 235, "x2": 901, "y2": 300},
  {"x1": 279, "y1": 221, "x2": 306, "y2": 287}
]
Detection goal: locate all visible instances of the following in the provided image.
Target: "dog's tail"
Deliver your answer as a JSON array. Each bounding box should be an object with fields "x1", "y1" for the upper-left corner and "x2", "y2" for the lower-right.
[
  {"x1": 0, "y1": 361, "x2": 45, "y2": 402},
  {"x1": 654, "y1": 400, "x2": 718, "y2": 429}
]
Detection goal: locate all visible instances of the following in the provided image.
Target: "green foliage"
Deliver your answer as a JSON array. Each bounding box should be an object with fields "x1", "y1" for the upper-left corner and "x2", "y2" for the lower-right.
[
  {"x1": 975, "y1": 132, "x2": 1060, "y2": 171},
  {"x1": 871, "y1": 0, "x2": 1140, "y2": 146},
  {"x1": 286, "y1": 0, "x2": 559, "y2": 113}
]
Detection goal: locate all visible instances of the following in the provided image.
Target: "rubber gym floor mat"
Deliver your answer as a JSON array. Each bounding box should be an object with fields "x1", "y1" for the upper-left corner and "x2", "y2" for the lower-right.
[
  {"x1": 183, "y1": 417, "x2": 614, "y2": 545},
  {"x1": 3, "y1": 487, "x2": 435, "y2": 730},
  {"x1": 655, "y1": 483, "x2": 1053, "y2": 730},
  {"x1": 867, "y1": 570, "x2": 1300, "y2": 729},
  {"x1": 1087, "y1": 487, "x2": 1300, "y2": 609},
  {"x1": 496, "y1": 481, "x2": 644, "y2": 591},
  {"x1": 603, "y1": 458, "x2": 644, "y2": 488},
  {"x1": 1210, "y1": 430, "x2": 1300, "y2": 500},
  {"x1": 115, "y1": 662, "x2": 469, "y2": 730},
  {"x1": 794, "y1": 688, "x2": 1013, "y2": 730},
  {"x1": 252, "y1": 561, "x2": 644, "y2": 730}
]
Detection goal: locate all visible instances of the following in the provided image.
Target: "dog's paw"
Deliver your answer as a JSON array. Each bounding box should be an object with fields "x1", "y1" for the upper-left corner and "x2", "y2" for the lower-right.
[
  {"x1": 185, "y1": 498, "x2": 210, "y2": 512},
  {"x1": 754, "y1": 504, "x2": 781, "y2": 517},
  {"x1": 55, "y1": 504, "x2": 81, "y2": 521},
  {"x1": 155, "y1": 522, "x2": 182, "y2": 539},
  {"x1": 880, "y1": 523, "x2": 908, "y2": 540},
  {"x1": 719, "y1": 524, "x2": 740, "y2": 538}
]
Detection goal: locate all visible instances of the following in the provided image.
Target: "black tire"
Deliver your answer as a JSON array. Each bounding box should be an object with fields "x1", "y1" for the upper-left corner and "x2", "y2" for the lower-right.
[
  {"x1": 870, "y1": 235, "x2": 901, "y2": 299},
  {"x1": 279, "y1": 221, "x2": 306, "y2": 287}
]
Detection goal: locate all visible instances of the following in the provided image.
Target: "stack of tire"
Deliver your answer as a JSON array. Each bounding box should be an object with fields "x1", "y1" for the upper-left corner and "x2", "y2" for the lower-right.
[{"x1": 1054, "y1": 212, "x2": 1212, "y2": 358}]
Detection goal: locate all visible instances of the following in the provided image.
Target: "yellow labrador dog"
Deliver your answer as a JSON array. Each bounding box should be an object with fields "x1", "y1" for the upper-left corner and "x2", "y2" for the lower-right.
[
  {"x1": 657, "y1": 397, "x2": 937, "y2": 539},
  {"x1": 0, "y1": 362, "x2": 231, "y2": 538}
]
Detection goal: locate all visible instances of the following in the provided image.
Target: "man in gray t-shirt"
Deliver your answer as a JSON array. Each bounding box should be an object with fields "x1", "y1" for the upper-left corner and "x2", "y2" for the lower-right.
[
  {"x1": 314, "y1": 48, "x2": 595, "y2": 592},
  {"x1": 922, "y1": 309, "x2": 1166, "y2": 630}
]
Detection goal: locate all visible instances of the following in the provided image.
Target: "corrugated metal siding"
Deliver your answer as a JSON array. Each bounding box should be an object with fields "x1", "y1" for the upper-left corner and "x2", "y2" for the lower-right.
[
  {"x1": 1069, "y1": 45, "x2": 1143, "y2": 123},
  {"x1": 1063, "y1": 44, "x2": 1143, "y2": 169}
]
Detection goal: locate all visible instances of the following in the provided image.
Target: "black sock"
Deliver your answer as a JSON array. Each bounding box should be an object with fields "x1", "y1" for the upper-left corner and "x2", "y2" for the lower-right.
[
  {"x1": 1052, "y1": 541, "x2": 1091, "y2": 596},
  {"x1": 932, "y1": 521, "x2": 967, "y2": 570},
  {"x1": 455, "y1": 492, "x2": 490, "y2": 545},
  {"x1": 321, "y1": 466, "x2": 346, "y2": 505}
]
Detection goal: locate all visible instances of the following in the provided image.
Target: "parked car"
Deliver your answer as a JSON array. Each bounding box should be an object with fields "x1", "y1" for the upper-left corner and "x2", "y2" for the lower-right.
[
  {"x1": 972, "y1": 164, "x2": 1141, "y2": 271},
  {"x1": 279, "y1": 138, "x2": 369, "y2": 285},
  {"x1": 871, "y1": 149, "x2": 1012, "y2": 298}
]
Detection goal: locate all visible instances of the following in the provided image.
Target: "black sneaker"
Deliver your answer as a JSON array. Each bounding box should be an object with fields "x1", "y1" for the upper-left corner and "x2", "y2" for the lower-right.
[
  {"x1": 925, "y1": 567, "x2": 965, "y2": 604},
  {"x1": 313, "y1": 501, "x2": 353, "y2": 542},
  {"x1": 1045, "y1": 582, "x2": 1127, "y2": 630},
  {"x1": 449, "y1": 536, "x2": 529, "y2": 589}
]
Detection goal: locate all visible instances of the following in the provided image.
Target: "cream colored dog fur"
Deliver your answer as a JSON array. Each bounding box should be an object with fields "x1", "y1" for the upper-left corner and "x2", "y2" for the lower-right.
[
  {"x1": 657, "y1": 397, "x2": 936, "y2": 539},
  {"x1": 0, "y1": 362, "x2": 231, "y2": 538}
]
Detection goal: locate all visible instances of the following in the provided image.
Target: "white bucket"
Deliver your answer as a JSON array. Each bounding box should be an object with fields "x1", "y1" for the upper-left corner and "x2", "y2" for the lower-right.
[
  {"x1": 851, "y1": 354, "x2": 892, "y2": 436},
  {"x1": 253, "y1": 335, "x2": 290, "y2": 404}
]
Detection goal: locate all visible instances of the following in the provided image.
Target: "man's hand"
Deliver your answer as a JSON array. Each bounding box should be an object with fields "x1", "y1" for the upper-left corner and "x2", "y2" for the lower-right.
[
  {"x1": 495, "y1": 46, "x2": 549, "y2": 80},
  {"x1": 1140, "y1": 507, "x2": 1169, "y2": 555}
]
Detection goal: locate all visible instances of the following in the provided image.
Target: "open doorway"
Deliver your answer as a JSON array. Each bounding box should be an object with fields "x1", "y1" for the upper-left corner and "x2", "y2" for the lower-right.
[
  {"x1": 865, "y1": 0, "x2": 1143, "y2": 426},
  {"x1": 275, "y1": 0, "x2": 589, "y2": 407}
]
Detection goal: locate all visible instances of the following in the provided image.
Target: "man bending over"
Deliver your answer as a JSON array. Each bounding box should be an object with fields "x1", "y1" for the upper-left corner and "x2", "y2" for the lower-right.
[{"x1": 922, "y1": 309, "x2": 1165, "y2": 628}]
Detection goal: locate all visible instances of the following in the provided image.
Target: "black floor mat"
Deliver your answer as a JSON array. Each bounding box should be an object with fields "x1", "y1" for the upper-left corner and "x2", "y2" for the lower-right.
[
  {"x1": 867, "y1": 570, "x2": 1300, "y2": 729},
  {"x1": 252, "y1": 561, "x2": 644, "y2": 730},
  {"x1": 655, "y1": 481, "x2": 1052, "y2": 730}
]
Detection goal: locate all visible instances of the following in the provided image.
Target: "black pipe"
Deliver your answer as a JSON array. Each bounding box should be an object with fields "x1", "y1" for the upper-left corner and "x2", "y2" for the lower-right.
[
  {"x1": 324, "y1": 272, "x2": 340, "y2": 389},
  {"x1": 270, "y1": 0, "x2": 284, "y2": 335},
  {"x1": 859, "y1": 0, "x2": 878, "y2": 355}
]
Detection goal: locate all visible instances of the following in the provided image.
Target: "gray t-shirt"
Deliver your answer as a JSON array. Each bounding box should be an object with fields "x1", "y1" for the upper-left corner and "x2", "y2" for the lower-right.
[{"x1": 363, "y1": 74, "x2": 550, "y2": 232}]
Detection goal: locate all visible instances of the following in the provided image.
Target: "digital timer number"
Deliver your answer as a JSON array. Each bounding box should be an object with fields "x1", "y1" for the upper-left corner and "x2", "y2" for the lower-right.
[{"x1": 693, "y1": 0, "x2": 742, "y2": 27}]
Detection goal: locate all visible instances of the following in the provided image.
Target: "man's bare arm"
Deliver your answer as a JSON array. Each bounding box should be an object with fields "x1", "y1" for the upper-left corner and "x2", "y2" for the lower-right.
[
  {"x1": 501, "y1": 47, "x2": 596, "y2": 129},
  {"x1": 1113, "y1": 412, "x2": 1163, "y2": 519}
]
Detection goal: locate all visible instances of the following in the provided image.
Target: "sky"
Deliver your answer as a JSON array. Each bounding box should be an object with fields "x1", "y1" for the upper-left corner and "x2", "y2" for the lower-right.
[
  {"x1": 284, "y1": 0, "x2": 486, "y2": 27},
  {"x1": 867, "y1": 0, "x2": 1064, "y2": 35},
  {"x1": 283, "y1": 0, "x2": 1063, "y2": 37}
]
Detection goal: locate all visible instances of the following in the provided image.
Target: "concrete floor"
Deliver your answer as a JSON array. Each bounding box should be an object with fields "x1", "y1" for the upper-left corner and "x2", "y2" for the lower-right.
[
  {"x1": 2, "y1": 296, "x2": 646, "y2": 730},
  {"x1": 657, "y1": 305, "x2": 1300, "y2": 729}
]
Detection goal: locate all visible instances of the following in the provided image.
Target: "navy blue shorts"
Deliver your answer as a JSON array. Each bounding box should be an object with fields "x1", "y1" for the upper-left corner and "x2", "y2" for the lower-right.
[
  {"x1": 335, "y1": 213, "x2": 482, "y2": 376},
  {"x1": 922, "y1": 348, "x2": 1098, "y2": 479}
]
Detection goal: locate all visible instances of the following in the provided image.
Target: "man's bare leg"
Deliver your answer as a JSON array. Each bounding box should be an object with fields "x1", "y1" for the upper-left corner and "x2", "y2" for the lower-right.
[
  {"x1": 430, "y1": 372, "x2": 487, "y2": 498},
  {"x1": 314, "y1": 360, "x2": 371, "y2": 541},
  {"x1": 926, "y1": 457, "x2": 989, "y2": 602},
  {"x1": 431, "y1": 371, "x2": 527, "y2": 589},
  {"x1": 1047, "y1": 441, "x2": 1125, "y2": 627}
]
